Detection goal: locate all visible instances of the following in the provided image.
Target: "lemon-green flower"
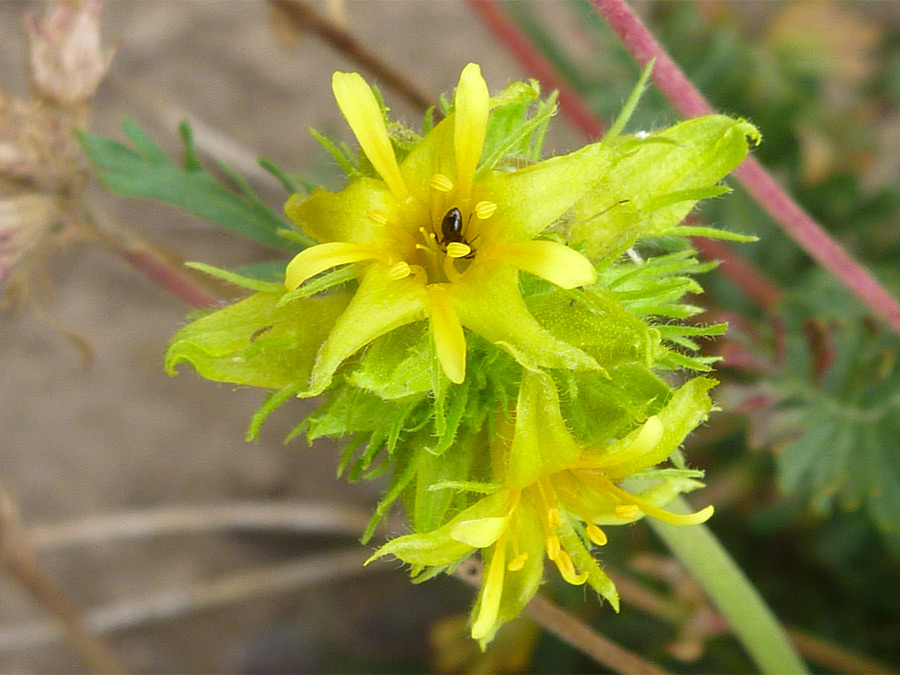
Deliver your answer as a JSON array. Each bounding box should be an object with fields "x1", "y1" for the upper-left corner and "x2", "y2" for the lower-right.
[
  {"x1": 285, "y1": 64, "x2": 610, "y2": 392},
  {"x1": 370, "y1": 371, "x2": 716, "y2": 643}
]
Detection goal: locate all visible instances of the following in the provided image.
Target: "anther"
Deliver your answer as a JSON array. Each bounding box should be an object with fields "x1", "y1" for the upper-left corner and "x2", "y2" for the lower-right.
[
  {"x1": 614, "y1": 504, "x2": 641, "y2": 519},
  {"x1": 387, "y1": 261, "x2": 411, "y2": 281},
  {"x1": 366, "y1": 210, "x2": 388, "y2": 226},
  {"x1": 429, "y1": 173, "x2": 454, "y2": 192},
  {"x1": 547, "y1": 507, "x2": 562, "y2": 528},
  {"x1": 546, "y1": 535, "x2": 561, "y2": 561},
  {"x1": 474, "y1": 200, "x2": 497, "y2": 219},
  {"x1": 445, "y1": 242, "x2": 471, "y2": 259},
  {"x1": 586, "y1": 524, "x2": 608, "y2": 546},
  {"x1": 507, "y1": 553, "x2": 529, "y2": 572}
]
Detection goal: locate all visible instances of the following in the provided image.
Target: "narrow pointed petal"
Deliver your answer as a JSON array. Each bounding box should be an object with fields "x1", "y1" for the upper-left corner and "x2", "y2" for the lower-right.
[
  {"x1": 426, "y1": 285, "x2": 466, "y2": 384},
  {"x1": 285, "y1": 242, "x2": 383, "y2": 290},
  {"x1": 454, "y1": 63, "x2": 489, "y2": 201},
  {"x1": 484, "y1": 240, "x2": 597, "y2": 289},
  {"x1": 447, "y1": 263, "x2": 601, "y2": 373},
  {"x1": 605, "y1": 480, "x2": 715, "y2": 526},
  {"x1": 332, "y1": 71, "x2": 408, "y2": 202},
  {"x1": 304, "y1": 265, "x2": 427, "y2": 396},
  {"x1": 471, "y1": 534, "x2": 508, "y2": 641}
]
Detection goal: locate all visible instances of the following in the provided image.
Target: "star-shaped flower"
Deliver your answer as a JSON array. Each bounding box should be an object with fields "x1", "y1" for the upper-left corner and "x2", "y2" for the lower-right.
[
  {"x1": 285, "y1": 64, "x2": 611, "y2": 392},
  {"x1": 369, "y1": 371, "x2": 716, "y2": 643}
]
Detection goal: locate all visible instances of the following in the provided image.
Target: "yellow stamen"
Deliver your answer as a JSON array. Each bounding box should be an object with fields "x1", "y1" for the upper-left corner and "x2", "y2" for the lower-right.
[
  {"x1": 586, "y1": 524, "x2": 608, "y2": 546},
  {"x1": 443, "y1": 255, "x2": 462, "y2": 282},
  {"x1": 474, "y1": 200, "x2": 497, "y2": 219},
  {"x1": 546, "y1": 535, "x2": 561, "y2": 561},
  {"x1": 547, "y1": 507, "x2": 561, "y2": 528},
  {"x1": 615, "y1": 504, "x2": 641, "y2": 519},
  {"x1": 604, "y1": 479, "x2": 716, "y2": 526},
  {"x1": 429, "y1": 173, "x2": 454, "y2": 192},
  {"x1": 387, "y1": 261, "x2": 411, "y2": 281},
  {"x1": 554, "y1": 550, "x2": 589, "y2": 585},
  {"x1": 507, "y1": 552, "x2": 528, "y2": 572},
  {"x1": 366, "y1": 209, "x2": 388, "y2": 226},
  {"x1": 445, "y1": 242, "x2": 471, "y2": 259}
]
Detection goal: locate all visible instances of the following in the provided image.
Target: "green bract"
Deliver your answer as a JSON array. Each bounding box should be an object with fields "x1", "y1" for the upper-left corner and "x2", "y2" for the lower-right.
[{"x1": 166, "y1": 63, "x2": 758, "y2": 643}]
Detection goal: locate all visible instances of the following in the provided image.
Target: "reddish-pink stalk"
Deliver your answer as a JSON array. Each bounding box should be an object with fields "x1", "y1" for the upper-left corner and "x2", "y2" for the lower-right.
[
  {"x1": 466, "y1": 0, "x2": 606, "y2": 140},
  {"x1": 590, "y1": 0, "x2": 900, "y2": 337},
  {"x1": 692, "y1": 238, "x2": 781, "y2": 310},
  {"x1": 465, "y1": 0, "x2": 781, "y2": 311},
  {"x1": 116, "y1": 243, "x2": 219, "y2": 309}
]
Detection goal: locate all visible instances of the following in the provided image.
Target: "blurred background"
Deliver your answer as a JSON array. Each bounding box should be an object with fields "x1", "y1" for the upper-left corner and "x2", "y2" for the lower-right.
[{"x1": 1, "y1": 1, "x2": 899, "y2": 672}]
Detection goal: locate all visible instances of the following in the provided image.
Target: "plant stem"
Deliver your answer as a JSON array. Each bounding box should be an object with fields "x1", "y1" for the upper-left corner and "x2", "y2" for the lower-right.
[
  {"x1": 466, "y1": 0, "x2": 782, "y2": 312},
  {"x1": 648, "y1": 497, "x2": 808, "y2": 674},
  {"x1": 78, "y1": 216, "x2": 220, "y2": 309},
  {"x1": 270, "y1": 0, "x2": 434, "y2": 114},
  {"x1": 589, "y1": 0, "x2": 900, "y2": 337},
  {"x1": 466, "y1": 0, "x2": 605, "y2": 140}
]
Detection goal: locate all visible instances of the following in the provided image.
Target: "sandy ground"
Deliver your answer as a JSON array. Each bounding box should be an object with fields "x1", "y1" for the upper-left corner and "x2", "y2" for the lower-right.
[{"x1": 0, "y1": 2, "x2": 537, "y2": 671}]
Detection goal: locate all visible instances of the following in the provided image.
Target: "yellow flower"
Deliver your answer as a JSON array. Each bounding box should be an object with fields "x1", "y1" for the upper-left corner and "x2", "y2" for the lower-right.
[
  {"x1": 284, "y1": 64, "x2": 609, "y2": 393},
  {"x1": 370, "y1": 371, "x2": 716, "y2": 643}
]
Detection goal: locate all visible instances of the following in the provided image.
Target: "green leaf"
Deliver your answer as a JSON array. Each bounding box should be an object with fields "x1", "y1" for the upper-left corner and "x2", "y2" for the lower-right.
[{"x1": 79, "y1": 118, "x2": 302, "y2": 251}]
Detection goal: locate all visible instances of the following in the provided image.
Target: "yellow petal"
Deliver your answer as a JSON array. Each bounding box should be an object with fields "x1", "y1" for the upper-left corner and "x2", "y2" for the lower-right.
[
  {"x1": 304, "y1": 265, "x2": 427, "y2": 395},
  {"x1": 454, "y1": 63, "x2": 489, "y2": 202},
  {"x1": 586, "y1": 415, "x2": 665, "y2": 471},
  {"x1": 427, "y1": 284, "x2": 466, "y2": 384},
  {"x1": 451, "y1": 516, "x2": 509, "y2": 548},
  {"x1": 471, "y1": 535, "x2": 508, "y2": 641},
  {"x1": 447, "y1": 262, "x2": 600, "y2": 373},
  {"x1": 332, "y1": 71, "x2": 408, "y2": 202},
  {"x1": 484, "y1": 240, "x2": 597, "y2": 289},
  {"x1": 284, "y1": 242, "x2": 382, "y2": 290}
]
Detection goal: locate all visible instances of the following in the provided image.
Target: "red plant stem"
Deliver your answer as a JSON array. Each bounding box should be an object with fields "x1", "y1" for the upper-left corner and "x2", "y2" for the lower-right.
[
  {"x1": 466, "y1": 0, "x2": 780, "y2": 311},
  {"x1": 116, "y1": 242, "x2": 219, "y2": 309},
  {"x1": 466, "y1": 0, "x2": 606, "y2": 140},
  {"x1": 590, "y1": 0, "x2": 900, "y2": 337},
  {"x1": 82, "y1": 220, "x2": 219, "y2": 309},
  {"x1": 692, "y1": 238, "x2": 781, "y2": 310}
]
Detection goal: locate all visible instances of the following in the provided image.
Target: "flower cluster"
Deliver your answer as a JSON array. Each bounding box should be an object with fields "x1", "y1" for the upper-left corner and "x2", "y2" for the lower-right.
[{"x1": 167, "y1": 64, "x2": 758, "y2": 643}]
